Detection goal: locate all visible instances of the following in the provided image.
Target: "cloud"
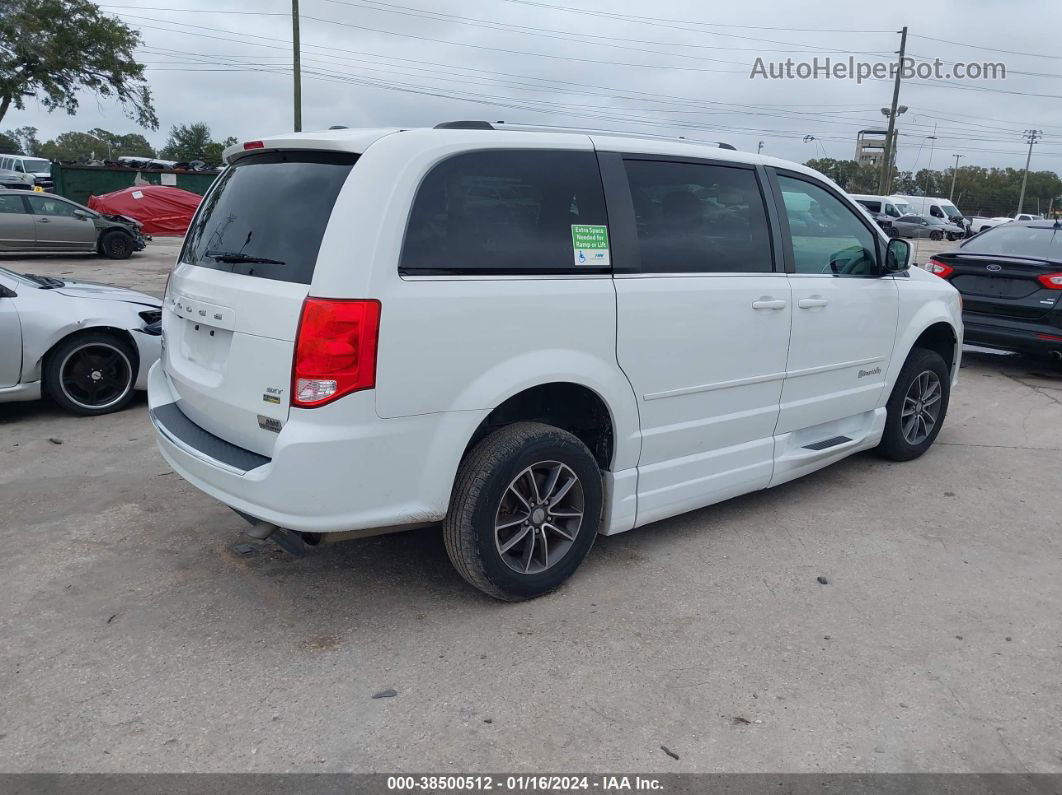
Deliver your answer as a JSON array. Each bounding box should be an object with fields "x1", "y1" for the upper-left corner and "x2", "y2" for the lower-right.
[{"x1": 9, "y1": 0, "x2": 1062, "y2": 174}]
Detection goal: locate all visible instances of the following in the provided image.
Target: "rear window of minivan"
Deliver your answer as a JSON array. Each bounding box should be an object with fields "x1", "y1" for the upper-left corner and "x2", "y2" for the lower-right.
[
  {"x1": 181, "y1": 150, "x2": 358, "y2": 284},
  {"x1": 400, "y1": 149, "x2": 608, "y2": 275}
]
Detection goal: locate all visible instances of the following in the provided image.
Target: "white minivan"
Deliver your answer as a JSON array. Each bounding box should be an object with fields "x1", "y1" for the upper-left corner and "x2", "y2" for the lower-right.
[{"x1": 149, "y1": 123, "x2": 962, "y2": 600}]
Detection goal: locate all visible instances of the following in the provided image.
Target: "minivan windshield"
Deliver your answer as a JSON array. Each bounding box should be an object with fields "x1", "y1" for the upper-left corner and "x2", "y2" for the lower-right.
[
  {"x1": 181, "y1": 150, "x2": 358, "y2": 284},
  {"x1": 940, "y1": 202, "x2": 961, "y2": 219},
  {"x1": 21, "y1": 158, "x2": 51, "y2": 173}
]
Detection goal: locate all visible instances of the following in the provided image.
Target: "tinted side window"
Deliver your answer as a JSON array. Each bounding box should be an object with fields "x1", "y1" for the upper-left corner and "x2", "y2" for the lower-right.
[
  {"x1": 400, "y1": 150, "x2": 608, "y2": 275},
  {"x1": 778, "y1": 175, "x2": 878, "y2": 276},
  {"x1": 0, "y1": 196, "x2": 26, "y2": 214},
  {"x1": 623, "y1": 160, "x2": 773, "y2": 273},
  {"x1": 930, "y1": 205, "x2": 943, "y2": 218},
  {"x1": 27, "y1": 196, "x2": 78, "y2": 217}
]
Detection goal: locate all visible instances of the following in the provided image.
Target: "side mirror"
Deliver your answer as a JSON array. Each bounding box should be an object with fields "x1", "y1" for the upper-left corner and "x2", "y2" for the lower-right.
[
  {"x1": 73, "y1": 209, "x2": 89, "y2": 219},
  {"x1": 885, "y1": 238, "x2": 911, "y2": 273}
]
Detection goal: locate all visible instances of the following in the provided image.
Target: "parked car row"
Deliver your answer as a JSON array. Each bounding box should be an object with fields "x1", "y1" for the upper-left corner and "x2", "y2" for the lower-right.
[{"x1": 851, "y1": 194, "x2": 966, "y2": 240}]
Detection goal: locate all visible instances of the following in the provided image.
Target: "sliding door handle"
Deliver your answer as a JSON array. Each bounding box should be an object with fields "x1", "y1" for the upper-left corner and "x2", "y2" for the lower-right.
[{"x1": 752, "y1": 299, "x2": 786, "y2": 310}]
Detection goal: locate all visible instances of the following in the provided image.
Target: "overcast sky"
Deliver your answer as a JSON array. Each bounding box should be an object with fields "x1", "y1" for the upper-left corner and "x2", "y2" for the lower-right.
[{"x1": 10, "y1": 0, "x2": 1062, "y2": 175}]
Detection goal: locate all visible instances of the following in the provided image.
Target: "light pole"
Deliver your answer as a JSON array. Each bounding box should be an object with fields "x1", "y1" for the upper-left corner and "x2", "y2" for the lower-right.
[
  {"x1": 83, "y1": 131, "x2": 113, "y2": 161},
  {"x1": 880, "y1": 104, "x2": 907, "y2": 194},
  {"x1": 948, "y1": 154, "x2": 964, "y2": 201}
]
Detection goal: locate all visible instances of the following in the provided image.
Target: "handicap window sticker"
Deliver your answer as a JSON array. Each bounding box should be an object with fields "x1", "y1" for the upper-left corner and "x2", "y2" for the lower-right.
[{"x1": 571, "y1": 224, "x2": 610, "y2": 267}]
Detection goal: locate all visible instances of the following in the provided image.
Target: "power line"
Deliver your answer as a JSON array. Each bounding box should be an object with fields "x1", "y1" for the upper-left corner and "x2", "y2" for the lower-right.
[
  {"x1": 130, "y1": 24, "x2": 1057, "y2": 151},
  {"x1": 908, "y1": 33, "x2": 1062, "y2": 61},
  {"x1": 496, "y1": 0, "x2": 893, "y2": 35}
]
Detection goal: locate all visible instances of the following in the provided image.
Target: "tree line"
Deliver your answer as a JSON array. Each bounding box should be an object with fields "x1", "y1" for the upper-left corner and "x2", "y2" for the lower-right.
[
  {"x1": 805, "y1": 158, "x2": 1062, "y2": 218},
  {"x1": 0, "y1": 123, "x2": 239, "y2": 167}
]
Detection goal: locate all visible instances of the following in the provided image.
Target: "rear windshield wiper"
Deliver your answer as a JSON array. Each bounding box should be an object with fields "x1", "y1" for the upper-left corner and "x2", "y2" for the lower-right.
[{"x1": 204, "y1": 250, "x2": 286, "y2": 265}]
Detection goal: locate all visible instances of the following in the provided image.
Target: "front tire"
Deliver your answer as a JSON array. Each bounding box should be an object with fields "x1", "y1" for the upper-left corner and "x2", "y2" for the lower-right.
[
  {"x1": 930, "y1": 230, "x2": 944, "y2": 241},
  {"x1": 99, "y1": 230, "x2": 135, "y2": 260},
  {"x1": 444, "y1": 422, "x2": 603, "y2": 601},
  {"x1": 877, "y1": 348, "x2": 950, "y2": 461},
  {"x1": 44, "y1": 333, "x2": 138, "y2": 416}
]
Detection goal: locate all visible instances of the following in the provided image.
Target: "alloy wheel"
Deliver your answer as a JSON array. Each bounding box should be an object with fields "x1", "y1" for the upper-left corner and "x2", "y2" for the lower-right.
[
  {"x1": 59, "y1": 344, "x2": 133, "y2": 410},
  {"x1": 494, "y1": 461, "x2": 584, "y2": 575},
  {"x1": 901, "y1": 370, "x2": 942, "y2": 445}
]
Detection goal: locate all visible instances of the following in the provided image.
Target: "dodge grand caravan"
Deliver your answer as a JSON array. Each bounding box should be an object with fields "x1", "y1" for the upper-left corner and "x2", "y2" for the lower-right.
[{"x1": 148, "y1": 123, "x2": 962, "y2": 600}]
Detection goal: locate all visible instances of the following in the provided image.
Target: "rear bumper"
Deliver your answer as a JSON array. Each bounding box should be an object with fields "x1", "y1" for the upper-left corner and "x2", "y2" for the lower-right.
[
  {"x1": 963, "y1": 312, "x2": 1062, "y2": 355},
  {"x1": 147, "y1": 362, "x2": 488, "y2": 533}
]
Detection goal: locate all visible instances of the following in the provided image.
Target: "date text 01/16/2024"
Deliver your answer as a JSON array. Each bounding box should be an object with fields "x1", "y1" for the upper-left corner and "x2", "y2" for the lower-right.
[{"x1": 387, "y1": 775, "x2": 664, "y2": 791}]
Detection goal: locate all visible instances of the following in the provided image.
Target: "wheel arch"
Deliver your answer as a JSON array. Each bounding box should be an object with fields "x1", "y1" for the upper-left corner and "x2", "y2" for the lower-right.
[
  {"x1": 911, "y1": 321, "x2": 959, "y2": 376},
  {"x1": 40, "y1": 325, "x2": 141, "y2": 391},
  {"x1": 461, "y1": 381, "x2": 618, "y2": 471}
]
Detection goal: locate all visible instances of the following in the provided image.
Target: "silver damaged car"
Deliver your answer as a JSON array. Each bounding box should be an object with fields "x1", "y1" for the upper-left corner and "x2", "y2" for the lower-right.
[{"x1": 0, "y1": 266, "x2": 162, "y2": 415}]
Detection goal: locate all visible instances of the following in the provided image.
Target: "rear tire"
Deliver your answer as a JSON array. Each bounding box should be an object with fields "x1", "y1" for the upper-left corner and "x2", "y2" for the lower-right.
[
  {"x1": 99, "y1": 230, "x2": 135, "y2": 260},
  {"x1": 930, "y1": 230, "x2": 944, "y2": 241},
  {"x1": 443, "y1": 422, "x2": 603, "y2": 601},
  {"x1": 877, "y1": 348, "x2": 950, "y2": 461},
  {"x1": 44, "y1": 333, "x2": 138, "y2": 416}
]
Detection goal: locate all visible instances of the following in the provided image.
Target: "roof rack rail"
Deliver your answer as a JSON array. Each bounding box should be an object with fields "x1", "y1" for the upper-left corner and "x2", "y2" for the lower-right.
[
  {"x1": 432, "y1": 120, "x2": 736, "y2": 150},
  {"x1": 434, "y1": 120, "x2": 495, "y2": 130}
]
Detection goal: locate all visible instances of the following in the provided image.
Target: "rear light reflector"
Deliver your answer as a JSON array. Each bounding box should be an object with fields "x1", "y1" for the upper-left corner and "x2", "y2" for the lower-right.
[
  {"x1": 925, "y1": 259, "x2": 954, "y2": 278},
  {"x1": 292, "y1": 298, "x2": 381, "y2": 408},
  {"x1": 1036, "y1": 272, "x2": 1062, "y2": 290},
  {"x1": 1036, "y1": 333, "x2": 1062, "y2": 342},
  {"x1": 243, "y1": 140, "x2": 265, "y2": 150}
]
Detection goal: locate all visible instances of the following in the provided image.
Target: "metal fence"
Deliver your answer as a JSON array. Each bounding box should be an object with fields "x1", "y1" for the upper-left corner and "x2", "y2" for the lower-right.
[{"x1": 51, "y1": 164, "x2": 219, "y2": 206}]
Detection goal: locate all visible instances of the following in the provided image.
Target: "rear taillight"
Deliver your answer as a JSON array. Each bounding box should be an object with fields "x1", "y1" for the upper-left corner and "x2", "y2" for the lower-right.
[
  {"x1": 925, "y1": 258, "x2": 954, "y2": 278},
  {"x1": 292, "y1": 298, "x2": 381, "y2": 408},
  {"x1": 1036, "y1": 272, "x2": 1062, "y2": 290}
]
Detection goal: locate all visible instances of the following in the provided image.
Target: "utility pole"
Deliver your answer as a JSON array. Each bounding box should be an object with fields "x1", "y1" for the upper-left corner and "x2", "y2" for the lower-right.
[
  {"x1": 948, "y1": 154, "x2": 964, "y2": 201},
  {"x1": 1016, "y1": 129, "x2": 1042, "y2": 216},
  {"x1": 879, "y1": 26, "x2": 908, "y2": 195},
  {"x1": 923, "y1": 124, "x2": 938, "y2": 197},
  {"x1": 292, "y1": 0, "x2": 302, "y2": 132}
]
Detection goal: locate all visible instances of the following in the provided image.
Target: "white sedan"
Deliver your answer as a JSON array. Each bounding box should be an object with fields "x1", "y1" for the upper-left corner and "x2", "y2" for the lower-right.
[{"x1": 0, "y1": 266, "x2": 162, "y2": 415}]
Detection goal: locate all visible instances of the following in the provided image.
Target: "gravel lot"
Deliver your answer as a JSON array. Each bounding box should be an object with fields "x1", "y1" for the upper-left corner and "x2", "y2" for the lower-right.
[{"x1": 1, "y1": 239, "x2": 1060, "y2": 773}]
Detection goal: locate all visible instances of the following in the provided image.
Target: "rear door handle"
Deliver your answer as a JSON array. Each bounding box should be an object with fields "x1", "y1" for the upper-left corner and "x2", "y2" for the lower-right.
[
  {"x1": 752, "y1": 299, "x2": 786, "y2": 310},
  {"x1": 798, "y1": 297, "x2": 829, "y2": 309},
  {"x1": 37, "y1": 217, "x2": 49, "y2": 223}
]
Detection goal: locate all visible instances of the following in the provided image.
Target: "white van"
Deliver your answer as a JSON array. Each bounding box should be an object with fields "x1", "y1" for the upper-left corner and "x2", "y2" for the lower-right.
[
  {"x1": 148, "y1": 123, "x2": 962, "y2": 600},
  {"x1": 2, "y1": 154, "x2": 53, "y2": 190},
  {"x1": 895, "y1": 195, "x2": 967, "y2": 230},
  {"x1": 848, "y1": 194, "x2": 913, "y2": 220}
]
